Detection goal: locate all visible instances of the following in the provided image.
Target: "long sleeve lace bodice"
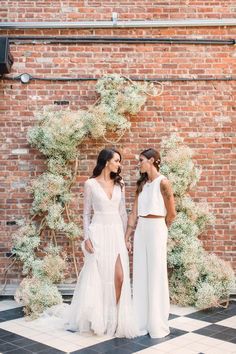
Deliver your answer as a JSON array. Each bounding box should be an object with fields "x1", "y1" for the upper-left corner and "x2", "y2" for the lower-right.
[
  {"x1": 119, "y1": 186, "x2": 128, "y2": 232},
  {"x1": 82, "y1": 179, "x2": 128, "y2": 239},
  {"x1": 83, "y1": 180, "x2": 93, "y2": 240}
]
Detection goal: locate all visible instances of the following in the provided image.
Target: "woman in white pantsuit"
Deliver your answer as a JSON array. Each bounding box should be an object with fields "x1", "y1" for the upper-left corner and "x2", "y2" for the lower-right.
[{"x1": 125, "y1": 148, "x2": 176, "y2": 338}]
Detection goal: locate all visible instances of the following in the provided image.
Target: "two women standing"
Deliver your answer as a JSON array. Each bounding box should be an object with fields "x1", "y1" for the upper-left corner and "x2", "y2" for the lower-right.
[{"x1": 67, "y1": 147, "x2": 176, "y2": 339}]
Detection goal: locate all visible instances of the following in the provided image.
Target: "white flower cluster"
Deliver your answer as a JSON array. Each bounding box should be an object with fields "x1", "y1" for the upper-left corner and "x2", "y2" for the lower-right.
[
  {"x1": 30, "y1": 173, "x2": 70, "y2": 214},
  {"x1": 12, "y1": 224, "x2": 40, "y2": 274},
  {"x1": 162, "y1": 134, "x2": 235, "y2": 309},
  {"x1": 161, "y1": 147, "x2": 201, "y2": 197},
  {"x1": 28, "y1": 108, "x2": 86, "y2": 161},
  {"x1": 15, "y1": 277, "x2": 63, "y2": 319},
  {"x1": 46, "y1": 203, "x2": 81, "y2": 240},
  {"x1": 28, "y1": 75, "x2": 153, "y2": 157}
]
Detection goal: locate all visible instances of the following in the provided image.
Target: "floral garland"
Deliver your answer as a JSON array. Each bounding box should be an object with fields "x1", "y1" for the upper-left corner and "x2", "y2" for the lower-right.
[{"x1": 160, "y1": 135, "x2": 235, "y2": 309}]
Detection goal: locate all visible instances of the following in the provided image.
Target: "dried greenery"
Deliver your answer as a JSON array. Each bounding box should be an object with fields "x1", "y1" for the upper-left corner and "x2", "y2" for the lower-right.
[
  {"x1": 15, "y1": 277, "x2": 63, "y2": 319},
  {"x1": 161, "y1": 135, "x2": 235, "y2": 309}
]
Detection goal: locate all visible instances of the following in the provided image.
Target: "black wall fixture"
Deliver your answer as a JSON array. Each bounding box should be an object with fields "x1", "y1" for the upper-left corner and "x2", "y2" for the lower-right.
[{"x1": 0, "y1": 37, "x2": 14, "y2": 75}]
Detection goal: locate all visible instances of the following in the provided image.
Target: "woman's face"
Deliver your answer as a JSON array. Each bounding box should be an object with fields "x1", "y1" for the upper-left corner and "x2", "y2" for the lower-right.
[
  {"x1": 107, "y1": 152, "x2": 121, "y2": 173},
  {"x1": 138, "y1": 154, "x2": 150, "y2": 173}
]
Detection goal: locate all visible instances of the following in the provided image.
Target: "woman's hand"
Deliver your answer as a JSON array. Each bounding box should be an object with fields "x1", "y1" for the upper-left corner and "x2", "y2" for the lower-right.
[
  {"x1": 165, "y1": 216, "x2": 174, "y2": 228},
  {"x1": 126, "y1": 240, "x2": 132, "y2": 254},
  {"x1": 84, "y1": 238, "x2": 94, "y2": 253}
]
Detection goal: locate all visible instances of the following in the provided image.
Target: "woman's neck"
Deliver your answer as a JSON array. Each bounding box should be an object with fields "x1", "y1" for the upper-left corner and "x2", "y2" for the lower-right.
[
  {"x1": 99, "y1": 169, "x2": 111, "y2": 182},
  {"x1": 147, "y1": 169, "x2": 159, "y2": 182}
]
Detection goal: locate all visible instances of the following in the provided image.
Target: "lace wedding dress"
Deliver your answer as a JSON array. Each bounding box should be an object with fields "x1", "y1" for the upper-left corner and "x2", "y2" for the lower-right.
[{"x1": 65, "y1": 178, "x2": 139, "y2": 338}]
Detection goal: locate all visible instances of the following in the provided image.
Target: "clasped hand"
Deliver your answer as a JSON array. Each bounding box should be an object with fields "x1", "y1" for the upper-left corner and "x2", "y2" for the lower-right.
[
  {"x1": 84, "y1": 238, "x2": 94, "y2": 253},
  {"x1": 125, "y1": 240, "x2": 132, "y2": 254}
]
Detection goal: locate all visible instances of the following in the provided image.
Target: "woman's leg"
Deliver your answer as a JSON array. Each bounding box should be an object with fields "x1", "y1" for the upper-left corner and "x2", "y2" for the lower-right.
[
  {"x1": 147, "y1": 219, "x2": 170, "y2": 338},
  {"x1": 114, "y1": 254, "x2": 124, "y2": 304},
  {"x1": 133, "y1": 220, "x2": 148, "y2": 335}
]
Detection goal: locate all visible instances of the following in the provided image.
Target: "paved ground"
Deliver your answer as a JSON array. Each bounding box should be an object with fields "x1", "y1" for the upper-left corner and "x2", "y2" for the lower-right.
[{"x1": 0, "y1": 299, "x2": 236, "y2": 353}]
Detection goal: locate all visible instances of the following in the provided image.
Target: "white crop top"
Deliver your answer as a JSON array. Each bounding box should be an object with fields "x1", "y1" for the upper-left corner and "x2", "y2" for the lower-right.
[{"x1": 137, "y1": 175, "x2": 167, "y2": 217}]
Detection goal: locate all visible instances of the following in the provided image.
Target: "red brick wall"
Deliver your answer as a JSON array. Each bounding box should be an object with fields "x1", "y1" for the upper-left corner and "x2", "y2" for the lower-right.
[
  {"x1": 0, "y1": 0, "x2": 236, "y2": 20},
  {"x1": 0, "y1": 1, "x2": 235, "y2": 286}
]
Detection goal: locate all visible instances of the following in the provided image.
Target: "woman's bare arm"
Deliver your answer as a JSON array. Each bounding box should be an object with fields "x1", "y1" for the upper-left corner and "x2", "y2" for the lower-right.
[
  {"x1": 160, "y1": 178, "x2": 176, "y2": 228},
  {"x1": 125, "y1": 196, "x2": 138, "y2": 243}
]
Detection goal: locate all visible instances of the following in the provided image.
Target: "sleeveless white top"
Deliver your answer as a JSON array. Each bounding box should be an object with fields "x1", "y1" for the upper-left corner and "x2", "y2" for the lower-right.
[{"x1": 137, "y1": 175, "x2": 167, "y2": 217}]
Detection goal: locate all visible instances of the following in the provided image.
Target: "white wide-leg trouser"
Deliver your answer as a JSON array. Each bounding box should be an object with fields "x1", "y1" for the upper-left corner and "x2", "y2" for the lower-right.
[{"x1": 133, "y1": 217, "x2": 170, "y2": 338}]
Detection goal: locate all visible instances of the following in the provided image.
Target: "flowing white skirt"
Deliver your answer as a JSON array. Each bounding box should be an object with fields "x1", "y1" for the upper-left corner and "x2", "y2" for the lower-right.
[{"x1": 65, "y1": 212, "x2": 139, "y2": 338}]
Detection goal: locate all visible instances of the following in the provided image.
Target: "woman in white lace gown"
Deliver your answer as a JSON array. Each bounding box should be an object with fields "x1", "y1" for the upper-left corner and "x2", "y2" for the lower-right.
[{"x1": 66, "y1": 148, "x2": 138, "y2": 338}]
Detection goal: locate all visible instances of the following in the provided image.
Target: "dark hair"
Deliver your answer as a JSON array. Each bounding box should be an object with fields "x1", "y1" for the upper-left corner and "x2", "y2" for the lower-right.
[
  {"x1": 91, "y1": 148, "x2": 123, "y2": 188},
  {"x1": 136, "y1": 148, "x2": 161, "y2": 195}
]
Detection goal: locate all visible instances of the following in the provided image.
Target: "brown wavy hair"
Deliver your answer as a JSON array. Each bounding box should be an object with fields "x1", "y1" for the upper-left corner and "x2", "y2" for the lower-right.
[
  {"x1": 136, "y1": 148, "x2": 161, "y2": 195},
  {"x1": 90, "y1": 148, "x2": 124, "y2": 188}
]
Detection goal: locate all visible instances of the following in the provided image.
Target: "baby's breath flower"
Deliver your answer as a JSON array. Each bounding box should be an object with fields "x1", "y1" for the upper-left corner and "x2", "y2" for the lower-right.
[
  {"x1": 165, "y1": 134, "x2": 234, "y2": 309},
  {"x1": 15, "y1": 278, "x2": 62, "y2": 319}
]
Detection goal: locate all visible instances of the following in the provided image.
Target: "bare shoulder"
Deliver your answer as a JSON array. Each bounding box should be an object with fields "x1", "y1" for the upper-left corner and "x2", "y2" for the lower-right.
[
  {"x1": 160, "y1": 177, "x2": 171, "y2": 187},
  {"x1": 160, "y1": 177, "x2": 173, "y2": 198}
]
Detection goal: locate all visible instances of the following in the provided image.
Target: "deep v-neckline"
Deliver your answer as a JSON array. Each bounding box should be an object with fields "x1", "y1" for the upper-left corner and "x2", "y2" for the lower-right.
[{"x1": 94, "y1": 178, "x2": 116, "y2": 201}]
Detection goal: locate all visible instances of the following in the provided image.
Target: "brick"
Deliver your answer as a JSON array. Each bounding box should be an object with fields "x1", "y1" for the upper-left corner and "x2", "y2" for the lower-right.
[{"x1": 11, "y1": 149, "x2": 28, "y2": 155}]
